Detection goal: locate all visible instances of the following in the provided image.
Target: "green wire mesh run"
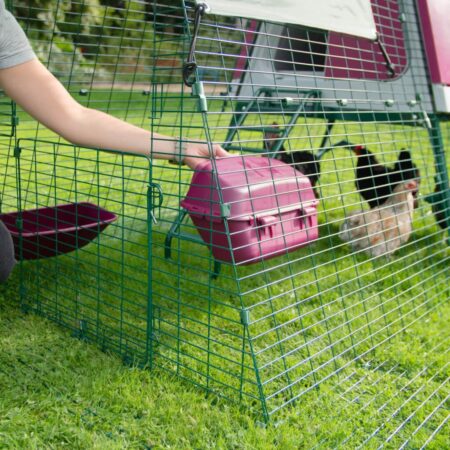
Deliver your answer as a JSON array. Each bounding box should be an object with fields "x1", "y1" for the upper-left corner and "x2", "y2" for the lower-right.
[
  {"x1": 2, "y1": 0, "x2": 449, "y2": 441},
  {"x1": 147, "y1": 0, "x2": 450, "y2": 424}
]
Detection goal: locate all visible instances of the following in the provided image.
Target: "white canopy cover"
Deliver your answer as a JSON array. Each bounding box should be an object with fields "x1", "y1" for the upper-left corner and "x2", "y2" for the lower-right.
[{"x1": 197, "y1": 0, "x2": 377, "y2": 40}]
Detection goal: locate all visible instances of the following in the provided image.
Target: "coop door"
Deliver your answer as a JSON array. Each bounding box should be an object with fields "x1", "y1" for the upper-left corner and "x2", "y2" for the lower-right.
[{"x1": 273, "y1": 0, "x2": 408, "y2": 81}]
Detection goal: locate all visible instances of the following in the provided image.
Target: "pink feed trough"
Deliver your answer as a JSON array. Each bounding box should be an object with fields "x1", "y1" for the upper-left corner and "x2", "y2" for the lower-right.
[{"x1": 0, "y1": 202, "x2": 117, "y2": 260}]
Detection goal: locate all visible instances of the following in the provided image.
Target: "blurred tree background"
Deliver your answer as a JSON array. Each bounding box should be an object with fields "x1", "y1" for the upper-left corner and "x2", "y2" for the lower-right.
[
  {"x1": 8, "y1": 0, "x2": 242, "y2": 86},
  {"x1": 9, "y1": 0, "x2": 188, "y2": 83}
]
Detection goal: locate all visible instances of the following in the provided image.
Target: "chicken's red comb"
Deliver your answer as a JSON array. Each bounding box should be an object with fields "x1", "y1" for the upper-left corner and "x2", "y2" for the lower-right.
[
  {"x1": 352, "y1": 144, "x2": 366, "y2": 155},
  {"x1": 405, "y1": 180, "x2": 418, "y2": 190}
]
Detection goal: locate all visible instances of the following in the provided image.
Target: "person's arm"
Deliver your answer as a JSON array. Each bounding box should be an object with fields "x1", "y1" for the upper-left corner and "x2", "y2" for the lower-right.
[{"x1": 0, "y1": 58, "x2": 229, "y2": 169}]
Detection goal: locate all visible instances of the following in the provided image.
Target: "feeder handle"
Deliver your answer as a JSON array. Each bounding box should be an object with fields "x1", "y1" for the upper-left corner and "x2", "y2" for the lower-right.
[
  {"x1": 183, "y1": 3, "x2": 208, "y2": 87},
  {"x1": 148, "y1": 183, "x2": 164, "y2": 224}
]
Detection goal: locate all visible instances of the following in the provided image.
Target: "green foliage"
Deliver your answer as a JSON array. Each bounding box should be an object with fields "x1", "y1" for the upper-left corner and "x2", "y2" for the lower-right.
[
  {"x1": 11, "y1": 0, "x2": 241, "y2": 84},
  {"x1": 12, "y1": 1, "x2": 153, "y2": 81}
]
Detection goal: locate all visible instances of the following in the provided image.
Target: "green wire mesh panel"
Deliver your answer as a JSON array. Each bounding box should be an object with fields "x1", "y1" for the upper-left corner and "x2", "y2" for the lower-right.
[
  {"x1": 2, "y1": 0, "x2": 449, "y2": 444},
  {"x1": 146, "y1": 0, "x2": 450, "y2": 429},
  {"x1": 14, "y1": 139, "x2": 152, "y2": 362},
  {"x1": 0, "y1": 91, "x2": 17, "y2": 216}
]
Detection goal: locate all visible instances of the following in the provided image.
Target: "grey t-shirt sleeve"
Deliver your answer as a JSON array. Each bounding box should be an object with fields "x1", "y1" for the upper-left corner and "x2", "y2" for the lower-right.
[{"x1": 0, "y1": 3, "x2": 36, "y2": 69}]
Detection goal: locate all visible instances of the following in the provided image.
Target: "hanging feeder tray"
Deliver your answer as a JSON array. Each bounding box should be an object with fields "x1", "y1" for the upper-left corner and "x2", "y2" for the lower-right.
[{"x1": 0, "y1": 202, "x2": 117, "y2": 260}]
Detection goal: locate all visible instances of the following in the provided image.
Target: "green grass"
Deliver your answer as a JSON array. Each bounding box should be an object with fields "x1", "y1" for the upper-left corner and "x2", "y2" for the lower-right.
[
  {"x1": 0, "y1": 286, "x2": 448, "y2": 449},
  {"x1": 0, "y1": 100, "x2": 449, "y2": 448}
]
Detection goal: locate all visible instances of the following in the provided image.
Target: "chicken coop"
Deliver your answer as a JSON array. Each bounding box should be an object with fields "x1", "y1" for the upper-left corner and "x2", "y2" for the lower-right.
[{"x1": 1, "y1": 0, "x2": 449, "y2": 443}]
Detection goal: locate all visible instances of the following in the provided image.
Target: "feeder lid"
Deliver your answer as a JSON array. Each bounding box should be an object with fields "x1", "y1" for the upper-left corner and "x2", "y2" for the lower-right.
[{"x1": 181, "y1": 156, "x2": 318, "y2": 221}]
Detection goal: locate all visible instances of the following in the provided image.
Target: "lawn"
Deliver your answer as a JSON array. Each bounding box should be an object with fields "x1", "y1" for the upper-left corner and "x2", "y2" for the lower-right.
[
  {"x1": 0, "y1": 288, "x2": 448, "y2": 449},
  {"x1": 0, "y1": 96, "x2": 449, "y2": 448}
]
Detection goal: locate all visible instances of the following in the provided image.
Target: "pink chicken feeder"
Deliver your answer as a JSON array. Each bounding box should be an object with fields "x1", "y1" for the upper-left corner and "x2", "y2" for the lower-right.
[{"x1": 172, "y1": 156, "x2": 319, "y2": 273}]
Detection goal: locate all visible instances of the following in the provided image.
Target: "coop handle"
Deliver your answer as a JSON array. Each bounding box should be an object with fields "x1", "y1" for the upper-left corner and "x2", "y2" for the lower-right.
[{"x1": 183, "y1": 3, "x2": 208, "y2": 87}]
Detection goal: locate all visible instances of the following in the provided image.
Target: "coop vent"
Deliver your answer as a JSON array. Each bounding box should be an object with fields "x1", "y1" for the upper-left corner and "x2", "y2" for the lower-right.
[{"x1": 197, "y1": 0, "x2": 377, "y2": 40}]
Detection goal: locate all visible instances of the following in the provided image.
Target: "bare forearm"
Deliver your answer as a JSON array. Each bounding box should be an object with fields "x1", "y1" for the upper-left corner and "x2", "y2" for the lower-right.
[
  {"x1": 0, "y1": 60, "x2": 177, "y2": 159},
  {"x1": 0, "y1": 59, "x2": 230, "y2": 168},
  {"x1": 66, "y1": 106, "x2": 178, "y2": 159}
]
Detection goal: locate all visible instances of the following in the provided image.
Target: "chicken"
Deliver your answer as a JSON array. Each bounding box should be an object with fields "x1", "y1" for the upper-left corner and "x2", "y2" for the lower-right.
[
  {"x1": 392, "y1": 150, "x2": 420, "y2": 208},
  {"x1": 353, "y1": 146, "x2": 420, "y2": 209},
  {"x1": 339, "y1": 180, "x2": 416, "y2": 258},
  {"x1": 278, "y1": 150, "x2": 321, "y2": 190},
  {"x1": 263, "y1": 123, "x2": 321, "y2": 191}
]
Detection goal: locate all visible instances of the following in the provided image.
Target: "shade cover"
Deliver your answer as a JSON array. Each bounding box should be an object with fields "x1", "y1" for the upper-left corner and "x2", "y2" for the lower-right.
[{"x1": 197, "y1": 0, "x2": 377, "y2": 40}]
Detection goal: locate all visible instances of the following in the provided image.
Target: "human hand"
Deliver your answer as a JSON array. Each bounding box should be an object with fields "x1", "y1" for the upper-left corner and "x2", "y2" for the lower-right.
[{"x1": 183, "y1": 142, "x2": 230, "y2": 170}]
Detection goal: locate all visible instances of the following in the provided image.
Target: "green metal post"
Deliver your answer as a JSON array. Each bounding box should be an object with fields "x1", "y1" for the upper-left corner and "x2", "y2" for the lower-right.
[{"x1": 427, "y1": 115, "x2": 450, "y2": 243}]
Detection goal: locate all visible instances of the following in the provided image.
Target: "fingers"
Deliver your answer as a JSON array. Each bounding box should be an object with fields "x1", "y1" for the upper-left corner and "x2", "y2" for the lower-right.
[
  {"x1": 183, "y1": 144, "x2": 230, "y2": 170},
  {"x1": 212, "y1": 145, "x2": 230, "y2": 158}
]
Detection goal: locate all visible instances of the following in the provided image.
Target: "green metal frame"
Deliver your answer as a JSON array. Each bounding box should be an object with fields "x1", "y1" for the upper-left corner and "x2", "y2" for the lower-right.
[
  {"x1": 164, "y1": 208, "x2": 222, "y2": 278},
  {"x1": 0, "y1": 96, "x2": 17, "y2": 215},
  {"x1": 223, "y1": 87, "x2": 321, "y2": 156},
  {"x1": 0, "y1": 97, "x2": 17, "y2": 138},
  {"x1": 424, "y1": 115, "x2": 450, "y2": 243}
]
